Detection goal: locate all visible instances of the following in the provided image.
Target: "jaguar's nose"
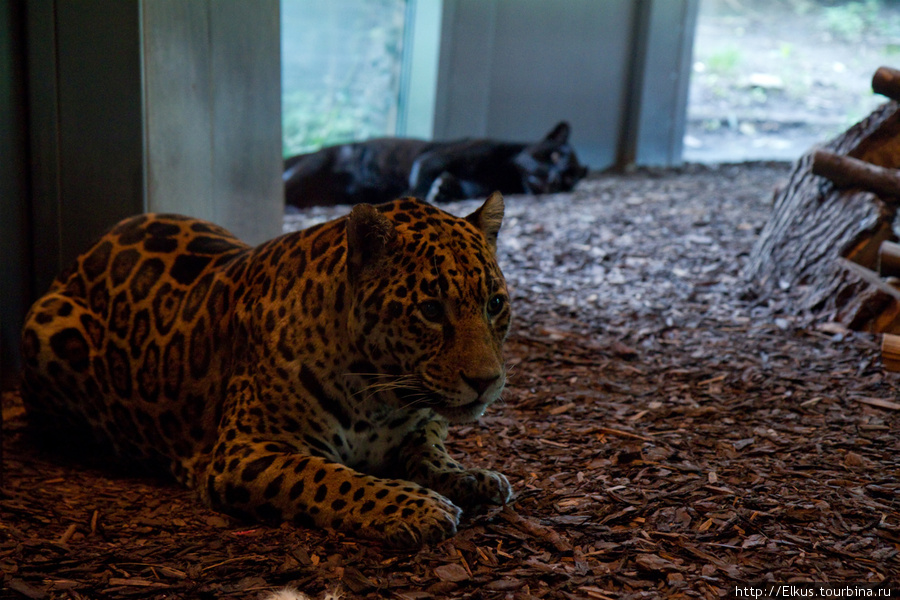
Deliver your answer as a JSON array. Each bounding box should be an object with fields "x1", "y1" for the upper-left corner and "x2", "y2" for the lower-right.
[{"x1": 461, "y1": 372, "x2": 501, "y2": 396}]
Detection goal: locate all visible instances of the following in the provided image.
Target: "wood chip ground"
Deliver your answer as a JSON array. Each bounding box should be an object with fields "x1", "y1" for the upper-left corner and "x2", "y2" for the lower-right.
[{"x1": 2, "y1": 163, "x2": 898, "y2": 599}]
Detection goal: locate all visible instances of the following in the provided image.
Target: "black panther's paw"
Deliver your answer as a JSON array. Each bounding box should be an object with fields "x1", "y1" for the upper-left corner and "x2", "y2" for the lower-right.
[{"x1": 425, "y1": 172, "x2": 465, "y2": 203}]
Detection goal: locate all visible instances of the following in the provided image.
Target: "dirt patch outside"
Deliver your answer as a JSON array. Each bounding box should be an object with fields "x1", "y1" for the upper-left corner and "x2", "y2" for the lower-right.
[{"x1": 687, "y1": 0, "x2": 900, "y2": 162}]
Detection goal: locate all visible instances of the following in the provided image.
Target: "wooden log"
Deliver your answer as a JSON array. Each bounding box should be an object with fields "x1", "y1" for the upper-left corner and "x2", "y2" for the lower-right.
[
  {"x1": 835, "y1": 259, "x2": 900, "y2": 332},
  {"x1": 812, "y1": 149, "x2": 900, "y2": 199},
  {"x1": 873, "y1": 66, "x2": 900, "y2": 103},
  {"x1": 881, "y1": 332, "x2": 900, "y2": 371},
  {"x1": 879, "y1": 240, "x2": 900, "y2": 277}
]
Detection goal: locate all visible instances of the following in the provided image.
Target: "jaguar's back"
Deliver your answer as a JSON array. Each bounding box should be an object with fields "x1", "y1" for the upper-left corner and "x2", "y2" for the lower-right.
[{"x1": 21, "y1": 215, "x2": 253, "y2": 469}]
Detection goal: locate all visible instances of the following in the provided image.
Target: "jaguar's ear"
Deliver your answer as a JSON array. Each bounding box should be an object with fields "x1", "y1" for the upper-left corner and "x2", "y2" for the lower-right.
[
  {"x1": 465, "y1": 192, "x2": 504, "y2": 251},
  {"x1": 346, "y1": 204, "x2": 397, "y2": 281},
  {"x1": 544, "y1": 121, "x2": 571, "y2": 144}
]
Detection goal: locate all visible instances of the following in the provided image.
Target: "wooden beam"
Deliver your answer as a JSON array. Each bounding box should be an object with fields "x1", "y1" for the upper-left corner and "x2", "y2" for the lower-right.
[
  {"x1": 812, "y1": 149, "x2": 900, "y2": 200},
  {"x1": 872, "y1": 66, "x2": 900, "y2": 102}
]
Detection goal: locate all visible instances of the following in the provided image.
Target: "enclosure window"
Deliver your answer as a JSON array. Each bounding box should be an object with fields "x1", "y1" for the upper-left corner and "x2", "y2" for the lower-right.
[
  {"x1": 281, "y1": 0, "x2": 407, "y2": 157},
  {"x1": 685, "y1": 0, "x2": 900, "y2": 163}
]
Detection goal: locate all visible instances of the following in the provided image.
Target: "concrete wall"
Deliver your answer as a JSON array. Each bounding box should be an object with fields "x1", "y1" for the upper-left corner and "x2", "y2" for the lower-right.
[
  {"x1": 26, "y1": 0, "x2": 283, "y2": 295},
  {"x1": 0, "y1": 0, "x2": 30, "y2": 381}
]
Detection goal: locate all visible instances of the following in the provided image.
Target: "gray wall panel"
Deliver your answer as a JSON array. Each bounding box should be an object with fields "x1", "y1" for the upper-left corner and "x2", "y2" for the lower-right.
[
  {"x1": 634, "y1": 0, "x2": 699, "y2": 166},
  {"x1": 210, "y1": 0, "x2": 283, "y2": 244},
  {"x1": 55, "y1": 0, "x2": 144, "y2": 261},
  {"x1": 143, "y1": 0, "x2": 214, "y2": 217},
  {"x1": 433, "y1": 0, "x2": 496, "y2": 139},
  {"x1": 490, "y1": 0, "x2": 633, "y2": 168}
]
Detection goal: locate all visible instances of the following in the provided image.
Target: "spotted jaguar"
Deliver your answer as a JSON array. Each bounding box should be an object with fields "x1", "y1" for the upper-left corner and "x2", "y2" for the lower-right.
[{"x1": 20, "y1": 193, "x2": 512, "y2": 547}]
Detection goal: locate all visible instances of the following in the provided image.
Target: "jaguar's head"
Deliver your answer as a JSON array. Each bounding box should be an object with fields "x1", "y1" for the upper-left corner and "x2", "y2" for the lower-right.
[{"x1": 345, "y1": 193, "x2": 510, "y2": 422}]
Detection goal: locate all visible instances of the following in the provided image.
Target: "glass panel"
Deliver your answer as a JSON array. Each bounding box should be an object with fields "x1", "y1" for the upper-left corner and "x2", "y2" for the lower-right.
[{"x1": 281, "y1": 0, "x2": 407, "y2": 157}]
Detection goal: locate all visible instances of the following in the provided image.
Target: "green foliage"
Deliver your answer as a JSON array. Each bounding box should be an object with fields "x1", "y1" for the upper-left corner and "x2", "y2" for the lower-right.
[
  {"x1": 706, "y1": 47, "x2": 742, "y2": 75},
  {"x1": 821, "y1": 0, "x2": 880, "y2": 41},
  {"x1": 281, "y1": 0, "x2": 407, "y2": 158},
  {"x1": 282, "y1": 92, "x2": 364, "y2": 157},
  {"x1": 779, "y1": 42, "x2": 794, "y2": 59}
]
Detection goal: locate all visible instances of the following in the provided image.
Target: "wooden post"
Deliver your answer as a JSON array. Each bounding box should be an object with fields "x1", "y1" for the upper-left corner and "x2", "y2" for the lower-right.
[
  {"x1": 879, "y1": 240, "x2": 900, "y2": 277},
  {"x1": 882, "y1": 333, "x2": 900, "y2": 371}
]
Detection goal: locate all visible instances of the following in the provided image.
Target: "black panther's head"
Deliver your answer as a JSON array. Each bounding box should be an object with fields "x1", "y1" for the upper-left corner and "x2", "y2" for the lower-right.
[{"x1": 513, "y1": 121, "x2": 589, "y2": 195}]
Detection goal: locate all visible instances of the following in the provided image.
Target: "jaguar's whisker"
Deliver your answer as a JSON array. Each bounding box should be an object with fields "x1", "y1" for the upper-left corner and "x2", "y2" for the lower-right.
[{"x1": 349, "y1": 374, "x2": 422, "y2": 403}]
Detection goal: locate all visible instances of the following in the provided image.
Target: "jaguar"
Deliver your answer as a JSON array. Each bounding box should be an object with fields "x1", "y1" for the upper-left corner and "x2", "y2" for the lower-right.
[
  {"x1": 20, "y1": 193, "x2": 512, "y2": 547},
  {"x1": 283, "y1": 121, "x2": 588, "y2": 208}
]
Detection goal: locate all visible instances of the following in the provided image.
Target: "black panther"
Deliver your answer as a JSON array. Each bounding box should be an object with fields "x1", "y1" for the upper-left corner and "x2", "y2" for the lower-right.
[{"x1": 283, "y1": 121, "x2": 588, "y2": 208}]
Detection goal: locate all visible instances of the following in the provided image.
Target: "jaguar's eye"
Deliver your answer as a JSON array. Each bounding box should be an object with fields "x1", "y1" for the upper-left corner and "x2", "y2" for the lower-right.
[
  {"x1": 419, "y1": 300, "x2": 444, "y2": 322},
  {"x1": 486, "y1": 294, "x2": 506, "y2": 317}
]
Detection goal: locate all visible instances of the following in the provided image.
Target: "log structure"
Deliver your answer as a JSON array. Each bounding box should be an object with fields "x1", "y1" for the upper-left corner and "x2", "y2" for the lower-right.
[{"x1": 745, "y1": 66, "x2": 900, "y2": 340}]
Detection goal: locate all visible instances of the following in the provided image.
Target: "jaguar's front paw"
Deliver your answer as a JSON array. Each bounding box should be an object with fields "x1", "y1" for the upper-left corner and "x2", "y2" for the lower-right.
[
  {"x1": 439, "y1": 468, "x2": 512, "y2": 508},
  {"x1": 367, "y1": 490, "x2": 462, "y2": 548}
]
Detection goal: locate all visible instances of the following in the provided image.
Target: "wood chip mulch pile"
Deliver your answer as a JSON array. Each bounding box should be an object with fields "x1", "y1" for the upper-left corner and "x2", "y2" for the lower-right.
[{"x1": 2, "y1": 162, "x2": 898, "y2": 599}]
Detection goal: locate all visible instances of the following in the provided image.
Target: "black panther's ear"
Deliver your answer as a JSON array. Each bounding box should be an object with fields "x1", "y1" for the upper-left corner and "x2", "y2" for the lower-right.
[
  {"x1": 545, "y1": 121, "x2": 571, "y2": 144},
  {"x1": 465, "y1": 192, "x2": 505, "y2": 251},
  {"x1": 346, "y1": 204, "x2": 397, "y2": 281}
]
